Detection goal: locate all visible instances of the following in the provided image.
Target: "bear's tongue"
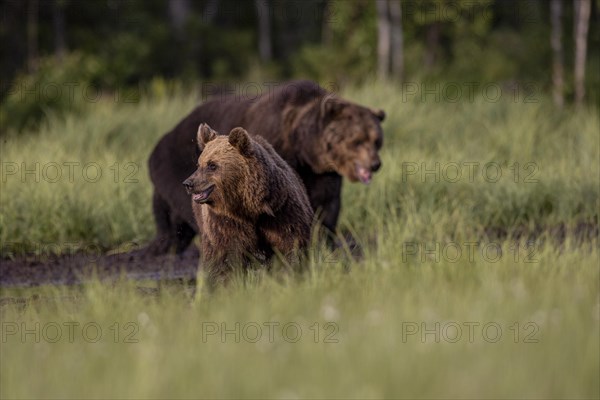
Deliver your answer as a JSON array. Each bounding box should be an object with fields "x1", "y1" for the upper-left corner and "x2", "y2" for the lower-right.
[
  {"x1": 192, "y1": 186, "x2": 214, "y2": 203},
  {"x1": 192, "y1": 193, "x2": 206, "y2": 202},
  {"x1": 356, "y1": 166, "x2": 372, "y2": 184}
]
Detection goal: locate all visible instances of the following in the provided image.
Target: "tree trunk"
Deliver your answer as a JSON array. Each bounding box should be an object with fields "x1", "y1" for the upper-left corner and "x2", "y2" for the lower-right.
[
  {"x1": 322, "y1": 0, "x2": 333, "y2": 45},
  {"x1": 376, "y1": 0, "x2": 391, "y2": 80},
  {"x1": 550, "y1": 0, "x2": 564, "y2": 108},
  {"x1": 195, "y1": 0, "x2": 219, "y2": 77},
  {"x1": 203, "y1": 0, "x2": 219, "y2": 23},
  {"x1": 53, "y1": 0, "x2": 67, "y2": 62},
  {"x1": 424, "y1": 22, "x2": 440, "y2": 71},
  {"x1": 27, "y1": 0, "x2": 39, "y2": 73},
  {"x1": 255, "y1": 0, "x2": 272, "y2": 62},
  {"x1": 573, "y1": 0, "x2": 591, "y2": 108},
  {"x1": 389, "y1": 0, "x2": 403, "y2": 82},
  {"x1": 168, "y1": 0, "x2": 191, "y2": 39}
]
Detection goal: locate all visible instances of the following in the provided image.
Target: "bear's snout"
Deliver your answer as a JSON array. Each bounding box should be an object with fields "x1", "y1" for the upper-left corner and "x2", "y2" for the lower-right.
[
  {"x1": 371, "y1": 159, "x2": 382, "y2": 172},
  {"x1": 182, "y1": 178, "x2": 194, "y2": 193}
]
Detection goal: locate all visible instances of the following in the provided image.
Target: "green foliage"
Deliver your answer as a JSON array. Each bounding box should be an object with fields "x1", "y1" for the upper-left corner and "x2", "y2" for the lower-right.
[
  {"x1": 2, "y1": 0, "x2": 599, "y2": 133},
  {"x1": 0, "y1": 53, "x2": 109, "y2": 133},
  {"x1": 0, "y1": 91, "x2": 198, "y2": 251},
  {"x1": 201, "y1": 26, "x2": 256, "y2": 79},
  {"x1": 293, "y1": 1, "x2": 377, "y2": 84}
]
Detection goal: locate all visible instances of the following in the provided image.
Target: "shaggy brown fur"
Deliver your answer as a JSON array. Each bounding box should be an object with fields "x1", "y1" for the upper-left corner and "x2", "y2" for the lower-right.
[
  {"x1": 148, "y1": 80, "x2": 384, "y2": 254},
  {"x1": 183, "y1": 124, "x2": 314, "y2": 285}
]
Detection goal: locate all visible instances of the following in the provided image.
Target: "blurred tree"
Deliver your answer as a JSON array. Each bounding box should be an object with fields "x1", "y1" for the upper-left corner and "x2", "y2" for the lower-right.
[
  {"x1": 551, "y1": 0, "x2": 564, "y2": 109},
  {"x1": 376, "y1": 0, "x2": 391, "y2": 80},
  {"x1": 423, "y1": 21, "x2": 440, "y2": 71},
  {"x1": 27, "y1": 0, "x2": 39, "y2": 72},
  {"x1": 574, "y1": 0, "x2": 591, "y2": 107},
  {"x1": 52, "y1": 0, "x2": 66, "y2": 62},
  {"x1": 187, "y1": 0, "x2": 219, "y2": 78},
  {"x1": 1, "y1": 0, "x2": 599, "y2": 126},
  {"x1": 168, "y1": 0, "x2": 191, "y2": 39},
  {"x1": 376, "y1": 0, "x2": 403, "y2": 81},
  {"x1": 389, "y1": 0, "x2": 403, "y2": 82},
  {"x1": 204, "y1": 0, "x2": 219, "y2": 22},
  {"x1": 293, "y1": 1, "x2": 376, "y2": 84},
  {"x1": 272, "y1": 0, "x2": 324, "y2": 74},
  {"x1": 322, "y1": 0, "x2": 333, "y2": 45},
  {"x1": 255, "y1": 0, "x2": 272, "y2": 62}
]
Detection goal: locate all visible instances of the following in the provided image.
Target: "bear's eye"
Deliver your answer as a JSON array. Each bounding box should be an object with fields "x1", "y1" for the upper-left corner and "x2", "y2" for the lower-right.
[{"x1": 206, "y1": 162, "x2": 218, "y2": 171}]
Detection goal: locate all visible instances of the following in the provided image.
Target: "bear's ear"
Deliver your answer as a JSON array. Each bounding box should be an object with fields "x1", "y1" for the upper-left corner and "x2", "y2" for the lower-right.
[
  {"x1": 320, "y1": 95, "x2": 346, "y2": 119},
  {"x1": 229, "y1": 127, "x2": 253, "y2": 157},
  {"x1": 371, "y1": 108, "x2": 386, "y2": 122},
  {"x1": 197, "y1": 123, "x2": 217, "y2": 151}
]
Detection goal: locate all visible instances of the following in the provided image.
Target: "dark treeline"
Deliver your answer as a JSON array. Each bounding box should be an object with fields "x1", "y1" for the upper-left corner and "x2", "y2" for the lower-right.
[{"x1": 0, "y1": 0, "x2": 598, "y2": 131}]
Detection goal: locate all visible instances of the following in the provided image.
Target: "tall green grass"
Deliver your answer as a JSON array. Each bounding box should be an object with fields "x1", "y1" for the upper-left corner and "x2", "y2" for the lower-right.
[
  {"x1": 1, "y1": 241, "x2": 598, "y2": 398},
  {"x1": 1, "y1": 84, "x2": 598, "y2": 253},
  {"x1": 1, "y1": 83, "x2": 599, "y2": 398},
  {"x1": 1, "y1": 92, "x2": 198, "y2": 253}
]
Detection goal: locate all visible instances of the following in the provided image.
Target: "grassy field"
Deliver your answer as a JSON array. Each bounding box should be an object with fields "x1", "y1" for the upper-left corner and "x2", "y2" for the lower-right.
[{"x1": 1, "y1": 82, "x2": 599, "y2": 398}]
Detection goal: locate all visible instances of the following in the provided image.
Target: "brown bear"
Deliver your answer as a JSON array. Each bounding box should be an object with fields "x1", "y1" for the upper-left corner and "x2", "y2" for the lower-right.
[
  {"x1": 183, "y1": 124, "x2": 314, "y2": 284},
  {"x1": 148, "y1": 80, "x2": 384, "y2": 255}
]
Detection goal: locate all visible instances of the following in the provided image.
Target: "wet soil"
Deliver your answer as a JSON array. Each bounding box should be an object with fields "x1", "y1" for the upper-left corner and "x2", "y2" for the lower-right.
[
  {"x1": 1, "y1": 246, "x2": 199, "y2": 288},
  {"x1": 0, "y1": 221, "x2": 597, "y2": 288}
]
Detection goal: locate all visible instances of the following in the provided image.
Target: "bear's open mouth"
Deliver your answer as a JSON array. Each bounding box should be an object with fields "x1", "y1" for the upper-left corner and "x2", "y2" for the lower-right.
[
  {"x1": 192, "y1": 185, "x2": 215, "y2": 204},
  {"x1": 355, "y1": 165, "x2": 372, "y2": 184}
]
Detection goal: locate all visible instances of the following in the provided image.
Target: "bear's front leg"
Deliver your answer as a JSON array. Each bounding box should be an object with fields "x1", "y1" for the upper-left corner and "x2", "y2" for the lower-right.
[
  {"x1": 200, "y1": 241, "x2": 231, "y2": 288},
  {"x1": 260, "y1": 226, "x2": 306, "y2": 268},
  {"x1": 303, "y1": 173, "x2": 342, "y2": 237}
]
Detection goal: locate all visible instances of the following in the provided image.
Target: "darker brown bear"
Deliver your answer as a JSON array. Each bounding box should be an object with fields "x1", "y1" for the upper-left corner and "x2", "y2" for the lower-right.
[
  {"x1": 148, "y1": 80, "x2": 384, "y2": 254},
  {"x1": 183, "y1": 124, "x2": 314, "y2": 284}
]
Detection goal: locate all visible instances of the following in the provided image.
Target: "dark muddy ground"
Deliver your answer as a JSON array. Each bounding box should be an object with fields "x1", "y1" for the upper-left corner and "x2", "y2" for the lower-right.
[
  {"x1": 0, "y1": 246, "x2": 200, "y2": 288},
  {"x1": 0, "y1": 221, "x2": 597, "y2": 288}
]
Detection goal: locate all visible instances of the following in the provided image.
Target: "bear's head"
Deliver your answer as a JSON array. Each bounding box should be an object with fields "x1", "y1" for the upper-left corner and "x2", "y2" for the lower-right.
[
  {"x1": 183, "y1": 124, "x2": 268, "y2": 217},
  {"x1": 317, "y1": 96, "x2": 385, "y2": 184}
]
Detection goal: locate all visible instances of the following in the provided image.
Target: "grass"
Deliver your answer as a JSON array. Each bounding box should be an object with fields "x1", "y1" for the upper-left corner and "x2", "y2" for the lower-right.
[{"x1": 1, "y1": 82, "x2": 599, "y2": 398}]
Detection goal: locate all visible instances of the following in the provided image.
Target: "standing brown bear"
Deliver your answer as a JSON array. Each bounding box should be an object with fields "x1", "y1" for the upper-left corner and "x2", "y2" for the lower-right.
[
  {"x1": 183, "y1": 124, "x2": 314, "y2": 285},
  {"x1": 148, "y1": 80, "x2": 384, "y2": 254}
]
